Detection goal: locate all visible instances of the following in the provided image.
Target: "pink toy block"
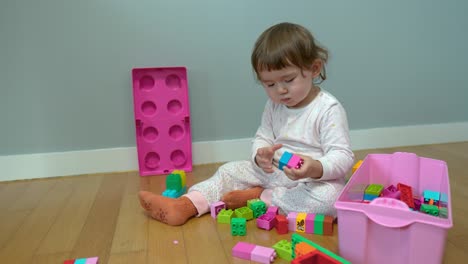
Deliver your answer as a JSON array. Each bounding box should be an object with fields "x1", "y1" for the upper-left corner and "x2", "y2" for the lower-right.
[
  {"x1": 210, "y1": 201, "x2": 226, "y2": 218},
  {"x1": 266, "y1": 206, "x2": 279, "y2": 215},
  {"x1": 287, "y1": 212, "x2": 298, "y2": 231},
  {"x1": 381, "y1": 184, "x2": 401, "y2": 199},
  {"x1": 232, "y1": 242, "x2": 256, "y2": 260},
  {"x1": 287, "y1": 154, "x2": 303, "y2": 169},
  {"x1": 132, "y1": 67, "x2": 193, "y2": 176},
  {"x1": 86, "y1": 257, "x2": 99, "y2": 264},
  {"x1": 305, "y1": 213, "x2": 315, "y2": 233},
  {"x1": 256, "y1": 213, "x2": 277, "y2": 230},
  {"x1": 251, "y1": 245, "x2": 277, "y2": 264}
]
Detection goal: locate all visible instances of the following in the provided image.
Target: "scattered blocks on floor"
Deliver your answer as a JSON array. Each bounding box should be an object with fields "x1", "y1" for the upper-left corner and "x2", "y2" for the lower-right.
[
  {"x1": 256, "y1": 213, "x2": 277, "y2": 230},
  {"x1": 287, "y1": 212, "x2": 334, "y2": 235},
  {"x1": 210, "y1": 201, "x2": 226, "y2": 218},
  {"x1": 272, "y1": 240, "x2": 293, "y2": 261},
  {"x1": 291, "y1": 233, "x2": 350, "y2": 263},
  {"x1": 275, "y1": 214, "x2": 289, "y2": 234},
  {"x1": 234, "y1": 206, "x2": 254, "y2": 220},
  {"x1": 63, "y1": 257, "x2": 98, "y2": 264},
  {"x1": 231, "y1": 217, "x2": 247, "y2": 236},
  {"x1": 217, "y1": 209, "x2": 234, "y2": 224},
  {"x1": 232, "y1": 242, "x2": 276, "y2": 264},
  {"x1": 248, "y1": 199, "x2": 266, "y2": 218}
]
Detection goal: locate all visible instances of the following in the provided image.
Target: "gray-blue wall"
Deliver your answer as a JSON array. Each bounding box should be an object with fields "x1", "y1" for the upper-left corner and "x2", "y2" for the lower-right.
[{"x1": 1, "y1": 0, "x2": 468, "y2": 155}]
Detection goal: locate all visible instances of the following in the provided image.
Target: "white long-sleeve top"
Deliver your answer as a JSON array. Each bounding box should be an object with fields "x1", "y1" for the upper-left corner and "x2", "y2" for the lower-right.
[{"x1": 251, "y1": 89, "x2": 355, "y2": 181}]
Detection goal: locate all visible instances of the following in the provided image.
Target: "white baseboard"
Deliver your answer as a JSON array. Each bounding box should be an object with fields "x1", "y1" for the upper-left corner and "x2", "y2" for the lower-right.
[{"x1": 1, "y1": 121, "x2": 467, "y2": 181}]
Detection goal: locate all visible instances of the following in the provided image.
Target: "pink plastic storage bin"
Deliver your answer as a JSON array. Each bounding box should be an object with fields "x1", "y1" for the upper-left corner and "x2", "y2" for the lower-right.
[
  {"x1": 132, "y1": 67, "x2": 192, "y2": 176},
  {"x1": 334, "y1": 152, "x2": 452, "y2": 264}
]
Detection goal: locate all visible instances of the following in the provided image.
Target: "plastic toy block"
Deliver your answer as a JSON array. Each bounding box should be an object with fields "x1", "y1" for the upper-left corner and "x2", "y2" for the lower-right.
[
  {"x1": 314, "y1": 214, "x2": 325, "y2": 235},
  {"x1": 295, "y1": 241, "x2": 317, "y2": 257},
  {"x1": 352, "y1": 160, "x2": 363, "y2": 174},
  {"x1": 231, "y1": 218, "x2": 246, "y2": 236},
  {"x1": 305, "y1": 214, "x2": 315, "y2": 233},
  {"x1": 323, "y1": 215, "x2": 334, "y2": 236},
  {"x1": 296, "y1": 212, "x2": 307, "y2": 232},
  {"x1": 232, "y1": 241, "x2": 256, "y2": 260},
  {"x1": 440, "y1": 192, "x2": 448, "y2": 207},
  {"x1": 234, "y1": 206, "x2": 254, "y2": 220},
  {"x1": 210, "y1": 201, "x2": 226, "y2": 218},
  {"x1": 292, "y1": 250, "x2": 342, "y2": 264},
  {"x1": 217, "y1": 209, "x2": 234, "y2": 224},
  {"x1": 381, "y1": 184, "x2": 401, "y2": 199},
  {"x1": 251, "y1": 245, "x2": 277, "y2": 264},
  {"x1": 287, "y1": 212, "x2": 298, "y2": 231},
  {"x1": 166, "y1": 173, "x2": 182, "y2": 191},
  {"x1": 279, "y1": 151, "x2": 293, "y2": 170},
  {"x1": 420, "y1": 204, "x2": 439, "y2": 216},
  {"x1": 75, "y1": 259, "x2": 87, "y2": 264},
  {"x1": 256, "y1": 213, "x2": 277, "y2": 230},
  {"x1": 273, "y1": 240, "x2": 293, "y2": 261},
  {"x1": 266, "y1": 206, "x2": 279, "y2": 215},
  {"x1": 365, "y1": 184, "x2": 384, "y2": 196},
  {"x1": 397, "y1": 183, "x2": 415, "y2": 208},
  {"x1": 363, "y1": 193, "x2": 378, "y2": 201},
  {"x1": 413, "y1": 197, "x2": 422, "y2": 211},
  {"x1": 287, "y1": 154, "x2": 304, "y2": 169},
  {"x1": 172, "y1": 170, "x2": 186, "y2": 187},
  {"x1": 63, "y1": 260, "x2": 75, "y2": 264},
  {"x1": 275, "y1": 214, "x2": 288, "y2": 234},
  {"x1": 162, "y1": 186, "x2": 186, "y2": 198},
  {"x1": 85, "y1": 257, "x2": 99, "y2": 264},
  {"x1": 423, "y1": 190, "x2": 440, "y2": 204},
  {"x1": 291, "y1": 233, "x2": 350, "y2": 263},
  {"x1": 439, "y1": 207, "x2": 448, "y2": 218},
  {"x1": 247, "y1": 198, "x2": 262, "y2": 207},
  {"x1": 248, "y1": 200, "x2": 267, "y2": 218}
]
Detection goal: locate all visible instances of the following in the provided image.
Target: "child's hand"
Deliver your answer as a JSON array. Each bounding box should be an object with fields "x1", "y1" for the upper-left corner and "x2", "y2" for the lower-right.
[
  {"x1": 282, "y1": 154, "x2": 323, "y2": 180},
  {"x1": 255, "y1": 144, "x2": 283, "y2": 173}
]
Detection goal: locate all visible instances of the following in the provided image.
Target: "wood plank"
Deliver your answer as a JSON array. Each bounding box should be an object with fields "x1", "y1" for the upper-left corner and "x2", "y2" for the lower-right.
[
  {"x1": 68, "y1": 172, "x2": 127, "y2": 263},
  {"x1": 108, "y1": 173, "x2": 148, "y2": 257},
  {"x1": 147, "y1": 220, "x2": 187, "y2": 263},
  {"x1": 0, "y1": 179, "x2": 76, "y2": 263},
  {"x1": 35, "y1": 175, "x2": 104, "y2": 255},
  {"x1": 0, "y1": 210, "x2": 30, "y2": 249}
]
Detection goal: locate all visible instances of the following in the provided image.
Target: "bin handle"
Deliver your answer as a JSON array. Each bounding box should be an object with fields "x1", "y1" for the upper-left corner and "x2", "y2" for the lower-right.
[{"x1": 365, "y1": 198, "x2": 414, "y2": 228}]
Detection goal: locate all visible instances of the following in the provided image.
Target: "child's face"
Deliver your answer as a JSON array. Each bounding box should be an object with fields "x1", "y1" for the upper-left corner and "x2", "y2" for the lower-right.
[{"x1": 258, "y1": 65, "x2": 318, "y2": 109}]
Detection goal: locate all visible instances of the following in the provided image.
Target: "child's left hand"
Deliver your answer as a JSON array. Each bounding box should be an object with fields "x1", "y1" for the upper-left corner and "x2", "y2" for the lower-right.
[{"x1": 282, "y1": 154, "x2": 323, "y2": 180}]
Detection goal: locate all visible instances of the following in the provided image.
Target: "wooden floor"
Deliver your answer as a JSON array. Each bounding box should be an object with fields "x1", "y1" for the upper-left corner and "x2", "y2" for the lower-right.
[{"x1": 0, "y1": 142, "x2": 467, "y2": 264}]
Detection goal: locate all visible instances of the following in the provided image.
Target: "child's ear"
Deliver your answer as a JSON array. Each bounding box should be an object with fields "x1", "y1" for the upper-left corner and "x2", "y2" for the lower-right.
[{"x1": 310, "y1": 59, "x2": 323, "y2": 78}]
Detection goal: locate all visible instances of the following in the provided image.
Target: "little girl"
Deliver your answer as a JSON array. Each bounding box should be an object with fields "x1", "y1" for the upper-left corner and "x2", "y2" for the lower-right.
[{"x1": 139, "y1": 22, "x2": 354, "y2": 226}]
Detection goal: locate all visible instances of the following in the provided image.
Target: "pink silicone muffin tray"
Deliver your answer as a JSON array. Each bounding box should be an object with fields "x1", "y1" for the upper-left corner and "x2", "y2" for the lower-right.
[{"x1": 132, "y1": 67, "x2": 192, "y2": 176}]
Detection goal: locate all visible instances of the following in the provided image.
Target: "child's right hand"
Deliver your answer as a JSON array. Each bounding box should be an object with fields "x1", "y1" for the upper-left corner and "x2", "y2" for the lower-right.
[{"x1": 255, "y1": 144, "x2": 283, "y2": 173}]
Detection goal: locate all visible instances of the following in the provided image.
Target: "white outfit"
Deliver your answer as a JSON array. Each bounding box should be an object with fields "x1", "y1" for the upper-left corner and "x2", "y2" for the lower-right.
[{"x1": 186, "y1": 89, "x2": 354, "y2": 217}]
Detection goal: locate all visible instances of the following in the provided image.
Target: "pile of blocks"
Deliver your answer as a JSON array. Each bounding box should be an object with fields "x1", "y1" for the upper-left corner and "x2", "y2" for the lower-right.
[
  {"x1": 162, "y1": 170, "x2": 187, "y2": 198},
  {"x1": 232, "y1": 233, "x2": 350, "y2": 264}
]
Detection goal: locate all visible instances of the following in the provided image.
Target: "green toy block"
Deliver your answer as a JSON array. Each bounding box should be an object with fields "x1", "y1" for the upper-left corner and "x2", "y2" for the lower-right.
[
  {"x1": 291, "y1": 233, "x2": 351, "y2": 263},
  {"x1": 247, "y1": 198, "x2": 261, "y2": 207},
  {"x1": 365, "y1": 184, "x2": 384, "y2": 196},
  {"x1": 230, "y1": 218, "x2": 246, "y2": 236},
  {"x1": 217, "y1": 209, "x2": 234, "y2": 224},
  {"x1": 166, "y1": 173, "x2": 182, "y2": 191},
  {"x1": 439, "y1": 207, "x2": 448, "y2": 218},
  {"x1": 248, "y1": 200, "x2": 266, "y2": 218},
  {"x1": 420, "y1": 204, "x2": 439, "y2": 216},
  {"x1": 272, "y1": 239, "x2": 292, "y2": 261},
  {"x1": 234, "y1": 206, "x2": 254, "y2": 220},
  {"x1": 314, "y1": 214, "x2": 325, "y2": 235}
]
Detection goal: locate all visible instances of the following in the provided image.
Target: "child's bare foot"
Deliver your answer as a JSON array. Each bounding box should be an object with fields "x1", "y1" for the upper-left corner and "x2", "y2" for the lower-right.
[
  {"x1": 138, "y1": 191, "x2": 197, "y2": 226},
  {"x1": 221, "y1": 187, "x2": 264, "y2": 209}
]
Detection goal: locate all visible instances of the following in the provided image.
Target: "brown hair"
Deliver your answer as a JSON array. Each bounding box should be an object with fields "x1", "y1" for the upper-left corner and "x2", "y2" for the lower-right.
[{"x1": 251, "y1": 22, "x2": 329, "y2": 83}]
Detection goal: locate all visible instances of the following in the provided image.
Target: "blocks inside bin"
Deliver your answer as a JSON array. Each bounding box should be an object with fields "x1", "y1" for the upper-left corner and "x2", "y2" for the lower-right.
[{"x1": 334, "y1": 152, "x2": 453, "y2": 264}]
